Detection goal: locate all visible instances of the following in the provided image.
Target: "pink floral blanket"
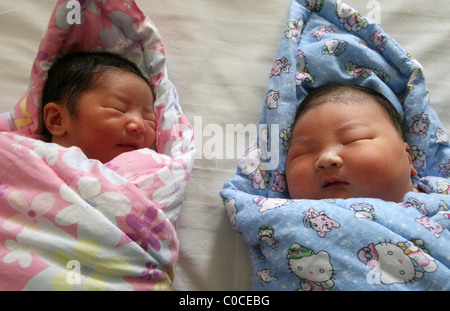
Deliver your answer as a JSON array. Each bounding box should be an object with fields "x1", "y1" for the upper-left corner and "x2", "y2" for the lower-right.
[{"x1": 0, "y1": 0, "x2": 194, "y2": 290}]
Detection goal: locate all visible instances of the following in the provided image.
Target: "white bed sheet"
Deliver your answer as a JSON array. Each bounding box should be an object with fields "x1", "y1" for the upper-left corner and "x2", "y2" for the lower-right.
[{"x1": 0, "y1": 0, "x2": 448, "y2": 291}]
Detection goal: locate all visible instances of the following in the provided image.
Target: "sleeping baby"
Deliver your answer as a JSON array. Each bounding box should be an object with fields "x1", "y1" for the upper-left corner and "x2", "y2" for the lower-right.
[
  {"x1": 41, "y1": 51, "x2": 156, "y2": 164},
  {"x1": 223, "y1": 81, "x2": 449, "y2": 290},
  {"x1": 285, "y1": 82, "x2": 419, "y2": 202},
  {"x1": 220, "y1": 0, "x2": 449, "y2": 291},
  {"x1": 0, "y1": 0, "x2": 194, "y2": 291}
]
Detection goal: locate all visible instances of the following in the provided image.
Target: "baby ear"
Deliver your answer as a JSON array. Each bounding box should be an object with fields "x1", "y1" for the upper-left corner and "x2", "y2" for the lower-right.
[
  {"x1": 43, "y1": 103, "x2": 67, "y2": 137},
  {"x1": 404, "y1": 143, "x2": 417, "y2": 177}
]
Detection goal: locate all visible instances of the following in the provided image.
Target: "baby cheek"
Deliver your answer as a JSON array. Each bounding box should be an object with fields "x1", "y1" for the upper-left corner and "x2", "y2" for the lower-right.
[
  {"x1": 145, "y1": 127, "x2": 157, "y2": 149},
  {"x1": 352, "y1": 146, "x2": 402, "y2": 182},
  {"x1": 286, "y1": 162, "x2": 313, "y2": 197}
]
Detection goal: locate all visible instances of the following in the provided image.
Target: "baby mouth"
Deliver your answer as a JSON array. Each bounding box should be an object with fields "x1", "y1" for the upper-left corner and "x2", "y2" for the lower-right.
[
  {"x1": 322, "y1": 178, "x2": 349, "y2": 188},
  {"x1": 118, "y1": 144, "x2": 139, "y2": 150}
]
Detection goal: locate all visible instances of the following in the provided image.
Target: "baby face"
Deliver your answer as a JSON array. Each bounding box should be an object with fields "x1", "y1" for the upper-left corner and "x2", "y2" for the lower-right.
[
  {"x1": 285, "y1": 97, "x2": 415, "y2": 202},
  {"x1": 56, "y1": 71, "x2": 156, "y2": 163}
]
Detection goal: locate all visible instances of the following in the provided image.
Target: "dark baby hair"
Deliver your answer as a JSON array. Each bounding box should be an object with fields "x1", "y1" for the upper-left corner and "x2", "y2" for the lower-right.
[
  {"x1": 41, "y1": 51, "x2": 151, "y2": 140},
  {"x1": 293, "y1": 82, "x2": 406, "y2": 141}
]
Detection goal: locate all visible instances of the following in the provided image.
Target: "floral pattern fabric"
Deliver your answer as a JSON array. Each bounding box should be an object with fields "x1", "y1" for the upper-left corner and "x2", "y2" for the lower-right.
[{"x1": 0, "y1": 0, "x2": 194, "y2": 290}]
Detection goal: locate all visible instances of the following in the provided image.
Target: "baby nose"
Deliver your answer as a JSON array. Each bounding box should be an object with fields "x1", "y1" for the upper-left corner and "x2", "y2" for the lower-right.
[
  {"x1": 126, "y1": 115, "x2": 146, "y2": 135},
  {"x1": 315, "y1": 149, "x2": 343, "y2": 170}
]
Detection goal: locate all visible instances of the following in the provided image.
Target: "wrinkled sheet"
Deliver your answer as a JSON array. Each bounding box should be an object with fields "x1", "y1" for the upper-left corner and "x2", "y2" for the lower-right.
[
  {"x1": 0, "y1": 0, "x2": 194, "y2": 290},
  {"x1": 221, "y1": 0, "x2": 450, "y2": 290}
]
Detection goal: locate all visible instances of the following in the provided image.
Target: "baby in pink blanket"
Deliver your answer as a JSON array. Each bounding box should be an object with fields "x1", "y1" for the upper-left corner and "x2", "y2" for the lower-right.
[
  {"x1": 0, "y1": 0, "x2": 194, "y2": 291},
  {"x1": 41, "y1": 51, "x2": 156, "y2": 164}
]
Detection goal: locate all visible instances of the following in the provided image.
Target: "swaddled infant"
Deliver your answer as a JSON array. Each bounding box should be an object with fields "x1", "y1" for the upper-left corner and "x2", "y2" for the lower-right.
[
  {"x1": 285, "y1": 82, "x2": 418, "y2": 203},
  {"x1": 41, "y1": 51, "x2": 156, "y2": 164}
]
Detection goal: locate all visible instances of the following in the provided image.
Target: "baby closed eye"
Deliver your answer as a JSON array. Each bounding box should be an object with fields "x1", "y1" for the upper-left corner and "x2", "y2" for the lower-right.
[
  {"x1": 288, "y1": 144, "x2": 314, "y2": 158},
  {"x1": 104, "y1": 102, "x2": 127, "y2": 114},
  {"x1": 342, "y1": 136, "x2": 374, "y2": 146}
]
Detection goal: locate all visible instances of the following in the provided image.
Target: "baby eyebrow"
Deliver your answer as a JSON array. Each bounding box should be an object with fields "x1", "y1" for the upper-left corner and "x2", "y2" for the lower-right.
[
  {"x1": 335, "y1": 121, "x2": 369, "y2": 134},
  {"x1": 109, "y1": 92, "x2": 131, "y2": 103},
  {"x1": 290, "y1": 137, "x2": 312, "y2": 146},
  {"x1": 289, "y1": 121, "x2": 370, "y2": 145}
]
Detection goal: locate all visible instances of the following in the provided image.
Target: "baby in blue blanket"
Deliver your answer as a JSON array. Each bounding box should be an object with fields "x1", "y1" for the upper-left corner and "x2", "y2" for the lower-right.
[
  {"x1": 221, "y1": 0, "x2": 449, "y2": 291},
  {"x1": 286, "y1": 82, "x2": 420, "y2": 202}
]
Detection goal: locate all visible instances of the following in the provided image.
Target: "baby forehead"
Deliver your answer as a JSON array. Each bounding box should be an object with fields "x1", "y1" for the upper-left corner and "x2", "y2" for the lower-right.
[
  {"x1": 291, "y1": 96, "x2": 401, "y2": 136},
  {"x1": 310, "y1": 89, "x2": 380, "y2": 107},
  {"x1": 292, "y1": 83, "x2": 406, "y2": 137},
  {"x1": 299, "y1": 94, "x2": 390, "y2": 121}
]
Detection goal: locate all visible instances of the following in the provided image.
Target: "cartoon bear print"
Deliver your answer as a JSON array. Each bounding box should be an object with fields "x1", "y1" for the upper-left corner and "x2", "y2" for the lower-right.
[
  {"x1": 370, "y1": 30, "x2": 387, "y2": 51},
  {"x1": 302, "y1": 208, "x2": 340, "y2": 237},
  {"x1": 270, "y1": 57, "x2": 290, "y2": 77},
  {"x1": 312, "y1": 25, "x2": 334, "y2": 41},
  {"x1": 416, "y1": 216, "x2": 444, "y2": 238},
  {"x1": 258, "y1": 225, "x2": 279, "y2": 250},
  {"x1": 409, "y1": 113, "x2": 430, "y2": 138},
  {"x1": 271, "y1": 171, "x2": 287, "y2": 194}
]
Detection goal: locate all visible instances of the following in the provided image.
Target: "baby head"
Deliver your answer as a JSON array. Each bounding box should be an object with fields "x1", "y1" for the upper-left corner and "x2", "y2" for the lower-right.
[
  {"x1": 285, "y1": 82, "x2": 416, "y2": 202},
  {"x1": 41, "y1": 51, "x2": 156, "y2": 163}
]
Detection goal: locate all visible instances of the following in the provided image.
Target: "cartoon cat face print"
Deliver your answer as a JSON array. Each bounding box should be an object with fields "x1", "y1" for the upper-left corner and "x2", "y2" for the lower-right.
[{"x1": 287, "y1": 243, "x2": 335, "y2": 290}]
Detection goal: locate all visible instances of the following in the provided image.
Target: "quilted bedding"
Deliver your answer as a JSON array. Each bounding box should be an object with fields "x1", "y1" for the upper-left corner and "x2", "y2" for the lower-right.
[
  {"x1": 0, "y1": 0, "x2": 194, "y2": 290},
  {"x1": 220, "y1": 0, "x2": 450, "y2": 290}
]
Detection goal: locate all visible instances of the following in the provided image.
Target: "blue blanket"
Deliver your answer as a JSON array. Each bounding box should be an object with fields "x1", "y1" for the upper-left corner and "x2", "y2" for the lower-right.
[{"x1": 220, "y1": 0, "x2": 450, "y2": 290}]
